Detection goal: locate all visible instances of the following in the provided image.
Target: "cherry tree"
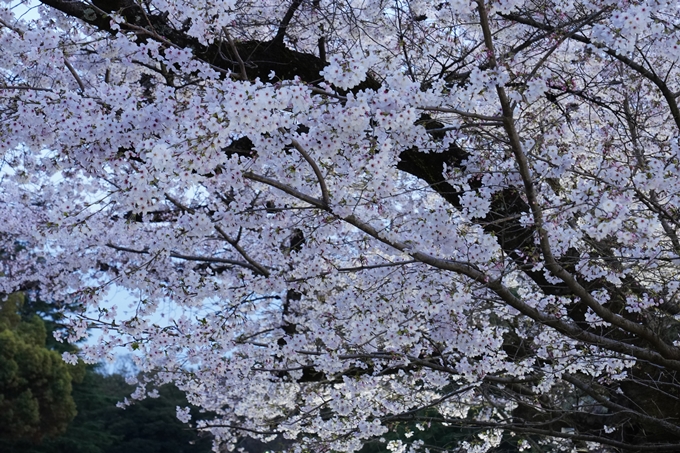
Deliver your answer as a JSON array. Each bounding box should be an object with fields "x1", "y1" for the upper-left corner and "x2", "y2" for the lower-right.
[{"x1": 2, "y1": 0, "x2": 680, "y2": 451}]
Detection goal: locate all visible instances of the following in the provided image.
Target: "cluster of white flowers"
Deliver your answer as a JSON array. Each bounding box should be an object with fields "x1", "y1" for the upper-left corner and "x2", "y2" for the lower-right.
[
  {"x1": 320, "y1": 50, "x2": 378, "y2": 90},
  {"x1": 3, "y1": 0, "x2": 680, "y2": 451}
]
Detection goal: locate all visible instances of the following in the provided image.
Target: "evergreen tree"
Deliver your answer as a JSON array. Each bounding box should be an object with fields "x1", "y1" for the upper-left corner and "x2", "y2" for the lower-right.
[
  {"x1": 6, "y1": 368, "x2": 213, "y2": 453},
  {"x1": 1, "y1": 291, "x2": 212, "y2": 453},
  {"x1": 0, "y1": 293, "x2": 77, "y2": 443}
]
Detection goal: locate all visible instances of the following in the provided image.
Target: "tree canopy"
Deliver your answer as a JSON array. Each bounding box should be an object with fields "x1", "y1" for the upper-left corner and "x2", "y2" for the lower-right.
[
  {"x1": 3, "y1": 0, "x2": 680, "y2": 451},
  {"x1": 0, "y1": 290, "x2": 213, "y2": 453},
  {"x1": 0, "y1": 292, "x2": 77, "y2": 442},
  {"x1": 2, "y1": 367, "x2": 214, "y2": 453}
]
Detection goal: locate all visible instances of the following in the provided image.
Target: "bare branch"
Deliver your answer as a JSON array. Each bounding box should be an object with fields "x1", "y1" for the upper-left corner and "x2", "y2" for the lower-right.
[
  {"x1": 273, "y1": 0, "x2": 303, "y2": 45},
  {"x1": 285, "y1": 133, "x2": 331, "y2": 208},
  {"x1": 0, "y1": 16, "x2": 24, "y2": 35},
  {"x1": 164, "y1": 193, "x2": 194, "y2": 213},
  {"x1": 222, "y1": 27, "x2": 248, "y2": 80},
  {"x1": 563, "y1": 373, "x2": 680, "y2": 438},
  {"x1": 214, "y1": 225, "x2": 271, "y2": 277},
  {"x1": 63, "y1": 57, "x2": 85, "y2": 91},
  {"x1": 478, "y1": 0, "x2": 680, "y2": 363},
  {"x1": 500, "y1": 11, "x2": 680, "y2": 131},
  {"x1": 243, "y1": 171, "x2": 326, "y2": 208},
  {"x1": 0, "y1": 85, "x2": 52, "y2": 91},
  {"x1": 419, "y1": 106, "x2": 503, "y2": 122},
  {"x1": 105, "y1": 242, "x2": 262, "y2": 274},
  {"x1": 197, "y1": 424, "x2": 280, "y2": 436}
]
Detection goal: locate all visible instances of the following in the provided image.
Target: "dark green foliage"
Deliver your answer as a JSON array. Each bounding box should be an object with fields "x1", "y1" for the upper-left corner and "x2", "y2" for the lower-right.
[
  {"x1": 2, "y1": 366, "x2": 213, "y2": 453},
  {"x1": 358, "y1": 413, "x2": 529, "y2": 453},
  {"x1": 101, "y1": 376, "x2": 213, "y2": 453},
  {"x1": 0, "y1": 291, "x2": 212, "y2": 453},
  {"x1": 15, "y1": 290, "x2": 76, "y2": 354},
  {"x1": 1, "y1": 367, "x2": 214, "y2": 453},
  {"x1": 0, "y1": 292, "x2": 77, "y2": 443}
]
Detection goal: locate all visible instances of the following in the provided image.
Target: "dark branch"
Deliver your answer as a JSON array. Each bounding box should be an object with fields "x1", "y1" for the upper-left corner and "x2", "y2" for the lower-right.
[{"x1": 273, "y1": 0, "x2": 303, "y2": 45}]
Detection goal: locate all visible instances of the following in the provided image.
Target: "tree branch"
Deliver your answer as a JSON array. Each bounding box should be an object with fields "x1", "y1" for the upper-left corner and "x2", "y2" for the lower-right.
[
  {"x1": 479, "y1": 0, "x2": 680, "y2": 362},
  {"x1": 105, "y1": 242, "x2": 262, "y2": 274},
  {"x1": 273, "y1": 0, "x2": 303, "y2": 45},
  {"x1": 214, "y1": 225, "x2": 271, "y2": 277},
  {"x1": 286, "y1": 133, "x2": 331, "y2": 208},
  {"x1": 500, "y1": 11, "x2": 680, "y2": 131}
]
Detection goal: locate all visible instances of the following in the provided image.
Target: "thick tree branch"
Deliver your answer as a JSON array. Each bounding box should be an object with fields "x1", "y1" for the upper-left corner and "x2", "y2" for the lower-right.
[
  {"x1": 273, "y1": 0, "x2": 303, "y2": 45},
  {"x1": 479, "y1": 0, "x2": 680, "y2": 361},
  {"x1": 38, "y1": 0, "x2": 328, "y2": 83}
]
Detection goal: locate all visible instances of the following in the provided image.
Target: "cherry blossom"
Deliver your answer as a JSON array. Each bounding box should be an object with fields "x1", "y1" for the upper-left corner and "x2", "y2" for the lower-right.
[{"x1": 2, "y1": 0, "x2": 680, "y2": 451}]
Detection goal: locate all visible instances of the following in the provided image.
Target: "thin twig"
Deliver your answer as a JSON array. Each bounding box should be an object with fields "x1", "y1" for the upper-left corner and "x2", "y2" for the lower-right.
[
  {"x1": 419, "y1": 106, "x2": 503, "y2": 122},
  {"x1": 243, "y1": 171, "x2": 325, "y2": 208},
  {"x1": 197, "y1": 424, "x2": 279, "y2": 436},
  {"x1": 0, "y1": 85, "x2": 52, "y2": 92},
  {"x1": 105, "y1": 242, "x2": 260, "y2": 273},
  {"x1": 308, "y1": 86, "x2": 347, "y2": 100},
  {"x1": 564, "y1": 373, "x2": 680, "y2": 437},
  {"x1": 285, "y1": 260, "x2": 419, "y2": 282},
  {"x1": 0, "y1": 17, "x2": 23, "y2": 35},
  {"x1": 478, "y1": 0, "x2": 680, "y2": 361},
  {"x1": 165, "y1": 193, "x2": 194, "y2": 213},
  {"x1": 222, "y1": 27, "x2": 248, "y2": 80},
  {"x1": 501, "y1": 11, "x2": 680, "y2": 131}
]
